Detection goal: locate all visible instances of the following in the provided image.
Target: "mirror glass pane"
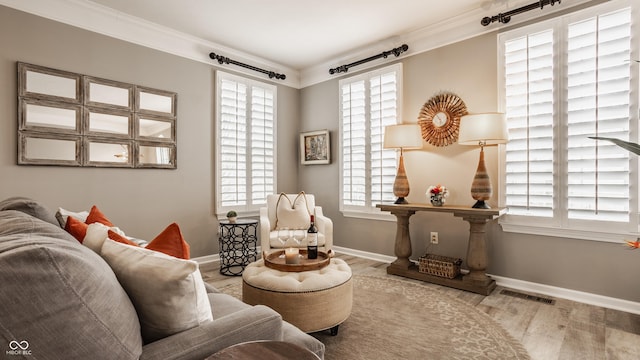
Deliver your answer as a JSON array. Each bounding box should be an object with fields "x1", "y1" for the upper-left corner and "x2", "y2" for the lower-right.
[
  {"x1": 88, "y1": 112, "x2": 129, "y2": 135},
  {"x1": 26, "y1": 70, "x2": 76, "y2": 99},
  {"x1": 139, "y1": 146, "x2": 172, "y2": 165},
  {"x1": 89, "y1": 83, "x2": 130, "y2": 107},
  {"x1": 140, "y1": 91, "x2": 173, "y2": 114},
  {"x1": 25, "y1": 137, "x2": 76, "y2": 161},
  {"x1": 89, "y1": 142, "x2": 129, "y2": 163},
  {"x1": 25, "y1": 104, "x2": 77, "y2": 130},
  {"x1": 139, "y1": 118, "x2": 172, "y2": 138}
]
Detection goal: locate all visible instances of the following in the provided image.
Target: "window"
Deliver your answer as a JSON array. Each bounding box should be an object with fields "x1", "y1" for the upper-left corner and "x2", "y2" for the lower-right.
[
  {"x1": 216, "y1": 71, "x2": 276, "y2": 216},
  {"x1": 499, "y1": 1, "x2": 638, "y2": 241},
  {"x1": 340, "y1": 64, "x2": 402, "y2": 218}
]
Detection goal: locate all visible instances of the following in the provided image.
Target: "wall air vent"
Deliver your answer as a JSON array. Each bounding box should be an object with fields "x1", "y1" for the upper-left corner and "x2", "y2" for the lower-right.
[{"x1": 500, "y1": 289, "x2": 556, "y2": 305}]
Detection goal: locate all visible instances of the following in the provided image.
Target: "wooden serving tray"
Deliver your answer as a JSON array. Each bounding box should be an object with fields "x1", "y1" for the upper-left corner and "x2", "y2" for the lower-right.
[{"x1": 264, "y1": 249, "x2": 330, "y2": 272}]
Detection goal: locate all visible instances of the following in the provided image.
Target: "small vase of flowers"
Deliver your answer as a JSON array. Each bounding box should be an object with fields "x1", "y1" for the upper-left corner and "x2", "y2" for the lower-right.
[{"x1": 427, "y1": 185, "x2": 449, "y2": 206}]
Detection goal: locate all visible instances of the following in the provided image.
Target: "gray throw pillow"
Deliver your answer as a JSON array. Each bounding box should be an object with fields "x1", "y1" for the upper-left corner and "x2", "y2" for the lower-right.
[
  {"x1": 0, "y1": 197, "x2": 59, "y2": 226},
  {"x1": 0, "y1": 211, "x2": 143, "y2": 359}
]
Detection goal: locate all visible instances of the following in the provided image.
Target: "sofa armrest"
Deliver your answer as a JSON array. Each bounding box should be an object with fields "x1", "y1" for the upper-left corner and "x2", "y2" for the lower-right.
[
  {"x1": 314, "y1": 206, "x2": 333, "y2": 256},
  {"x1": 204, "y1": 282, "x2": 220, "y2": 294},
  {"x1": 140, "y1": 305, "x2": 283, "y2": 360},
  {"x1": 259, "y1": 207, "x2": 272, "y2": 255}
]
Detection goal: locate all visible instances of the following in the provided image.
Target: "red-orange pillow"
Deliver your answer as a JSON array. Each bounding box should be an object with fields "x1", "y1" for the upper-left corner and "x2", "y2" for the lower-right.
[
  {"x1": 65, "y1": 215, "x2": 89, "y2": 243},
  {"x1": 107, "y1": 230, "x2": 139, "y2": 247},
  {"x1": 64, "y1": 205, "x2": 114, "y2": 243},
  {"x1": 85, "y1": 205, "x2": 114, "y2": 227},
  {"x1": 145, "y1": 223, "x2": 190, "y2": 260}
]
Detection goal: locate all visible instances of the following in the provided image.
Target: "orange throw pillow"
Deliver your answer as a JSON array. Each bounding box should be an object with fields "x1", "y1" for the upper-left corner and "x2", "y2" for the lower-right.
[
  {"x1": 64, "y1": 205, "x2": 114, "y2": 243},
  {"x1": 65, "y1": 216, "x2": 89, "y2": 243},
  {"x1": 107, "y1": 230, "x2": 139, "y2": 247},
  {"x1": 145, "y1": 223, "x2": 190, "y2": 260},
  {"x1": 85, "y1": 205, "x2": 114, "y2": 227}
]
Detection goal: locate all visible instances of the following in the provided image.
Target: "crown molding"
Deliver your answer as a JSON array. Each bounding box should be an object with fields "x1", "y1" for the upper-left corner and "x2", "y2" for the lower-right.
[
  {"x1": 1, "y1": 0, "x2": 595, "y2": 89},
  {"x1": 300, "y1": 0, "x2": 594, "y2": 88},
  {"x1": 0, "y1": 0, "x2": 301, "y2": 88}
]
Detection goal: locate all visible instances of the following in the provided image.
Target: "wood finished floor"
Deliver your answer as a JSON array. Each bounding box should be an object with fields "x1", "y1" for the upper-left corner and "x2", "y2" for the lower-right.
[{"x1": 200, "y1": 254, "x2": 640, "y2": 360}]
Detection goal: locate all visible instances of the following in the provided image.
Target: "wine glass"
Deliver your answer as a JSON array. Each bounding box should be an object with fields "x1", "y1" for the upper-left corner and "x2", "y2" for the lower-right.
[
  {"x1": 277, "y1": 227, "x2": 290, "y2": 257},
  {"x1": 292, "y1": 229, "x2": 306, "y2": 246}
]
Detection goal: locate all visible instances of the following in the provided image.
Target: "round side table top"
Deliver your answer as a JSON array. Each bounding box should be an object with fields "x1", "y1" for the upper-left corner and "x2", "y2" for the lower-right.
[
  {"x1": 219, "y1": 219, "x2": 258, "y2": 225},
  {"x1": 206, "y1": 340, "x2": 320, "y2": 360}
]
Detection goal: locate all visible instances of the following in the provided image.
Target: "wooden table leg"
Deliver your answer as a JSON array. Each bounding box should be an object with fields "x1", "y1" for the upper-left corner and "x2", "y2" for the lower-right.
[
  {"x1": 388, "y1": 209, "x2": 415, "y2": 270},
  {"x1": 459, "y1": 215, "x2": 495, "y2": 291}
]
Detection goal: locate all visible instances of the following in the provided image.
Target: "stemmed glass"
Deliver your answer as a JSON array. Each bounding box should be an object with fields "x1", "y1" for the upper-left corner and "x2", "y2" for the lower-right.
[
  {"x1": 277, "y1": 227, "x2": 290, "y2": 257},
  {"x1": 292, "y1": 229, "x2": 306, "y2": 247}
]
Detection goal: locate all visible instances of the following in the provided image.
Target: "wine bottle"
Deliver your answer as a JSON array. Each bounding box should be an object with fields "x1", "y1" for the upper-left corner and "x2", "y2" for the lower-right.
[{"x1": 307, "y1": 214, "x2": 318, "y2": 259}]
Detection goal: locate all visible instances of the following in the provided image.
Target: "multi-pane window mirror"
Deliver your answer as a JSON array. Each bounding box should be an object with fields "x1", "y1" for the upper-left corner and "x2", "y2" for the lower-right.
[{"x1": 17, "y1": 62, "x2": 177, "y2": 168}]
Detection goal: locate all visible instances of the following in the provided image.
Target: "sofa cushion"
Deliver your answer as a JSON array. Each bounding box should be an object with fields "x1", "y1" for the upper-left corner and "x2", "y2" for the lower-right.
[
  {"x1": 0, "y1": 210, "x2": 142, "y2": 359},
  {"x1": 0, "y1": 196, "x2": 59, "y2": 226},
  {"x1": 100, "y1": 239, "x2": 212, "y2": 343}
]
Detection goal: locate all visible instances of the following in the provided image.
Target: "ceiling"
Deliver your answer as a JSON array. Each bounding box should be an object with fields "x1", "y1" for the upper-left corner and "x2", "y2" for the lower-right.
[
  {"x1": 88, "y1": 0, "x2": 507, "y2": 70},
  {"x1": 2, "y1": 0, "x2": 582, "y2": 87}
]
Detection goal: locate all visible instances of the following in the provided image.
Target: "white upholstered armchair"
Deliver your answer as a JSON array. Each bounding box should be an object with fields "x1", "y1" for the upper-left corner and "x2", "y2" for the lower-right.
[{"x1": 259, "y1": 193, "x2": 333, "y2": 257}]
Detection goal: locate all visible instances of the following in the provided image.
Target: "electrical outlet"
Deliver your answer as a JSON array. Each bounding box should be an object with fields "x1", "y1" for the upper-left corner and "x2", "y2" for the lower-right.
[{"x1": 430, "y1": 232, "x2": 439, "y2": 244}]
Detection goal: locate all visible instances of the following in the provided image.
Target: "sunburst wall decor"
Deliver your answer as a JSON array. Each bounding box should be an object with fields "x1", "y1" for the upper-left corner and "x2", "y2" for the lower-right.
[{"x1": 417, "y1": 92, "x2": 468, "y2": 147}]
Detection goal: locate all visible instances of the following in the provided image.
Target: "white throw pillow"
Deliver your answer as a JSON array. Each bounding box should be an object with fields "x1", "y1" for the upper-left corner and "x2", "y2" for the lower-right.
[
  {"x1": 275, "y1": 193, "x2": 311, "y2": 230},
  {"x1": 55, "y1": 207, "x2": 90, "y2": 228},
  {"x1": 83, "y1": 223, "x2": 110, "y2": 253},
  {"x1": 100, "y1": 239, "x2": 213, "y2": 343}
]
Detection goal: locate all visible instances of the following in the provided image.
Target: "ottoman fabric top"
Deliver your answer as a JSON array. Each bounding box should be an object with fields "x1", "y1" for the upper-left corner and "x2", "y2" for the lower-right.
[{"x1": 243, "y1": 258, "x2": 352, "y2": 293}]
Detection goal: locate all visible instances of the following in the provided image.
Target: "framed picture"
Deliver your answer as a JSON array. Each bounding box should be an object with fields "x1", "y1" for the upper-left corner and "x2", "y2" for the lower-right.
[{"x1": 300, "y1": 130, "x2": 330, "y2": 165}]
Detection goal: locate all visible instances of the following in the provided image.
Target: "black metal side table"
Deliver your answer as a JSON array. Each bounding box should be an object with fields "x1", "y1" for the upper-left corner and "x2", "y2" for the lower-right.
[{"x1": 218, "y1": 219, "x2": 258, "y2": 276}]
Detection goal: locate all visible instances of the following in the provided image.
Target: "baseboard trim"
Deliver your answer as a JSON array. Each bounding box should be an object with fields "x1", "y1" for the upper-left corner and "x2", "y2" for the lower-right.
[
  {"x1": 195, "y1": 246, "x2": 640, "y2": 315},
  {"x1": 193, "y1": 254, "x2": 219, "y2": 264},
  {"x1": 193, "y1": 246, "x2": 262, "y2": 265},
  {"x1": 488, "y1": 274, "x2": 640, "y2": 315},
  {"x1": 331, "y1": 246, "x2": 396, "y2": 264}
]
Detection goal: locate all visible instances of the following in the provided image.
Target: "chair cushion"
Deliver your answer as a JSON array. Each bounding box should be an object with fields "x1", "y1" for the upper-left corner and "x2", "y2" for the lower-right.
[
  {"x1": 0, "y1": 210, "x2": 142, "y2": 359},
  {"x1": 274, "y1": 192, "x2": 311, "y2": 230},
  {"x1": 267, "y1": 193, "x2": 316, "y2": 229}
]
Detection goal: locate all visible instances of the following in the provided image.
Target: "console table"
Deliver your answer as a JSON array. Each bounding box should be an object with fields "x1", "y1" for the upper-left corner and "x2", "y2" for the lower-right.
[{"x1": 376, "y1": 203, "x2": 506, "y2": 295}]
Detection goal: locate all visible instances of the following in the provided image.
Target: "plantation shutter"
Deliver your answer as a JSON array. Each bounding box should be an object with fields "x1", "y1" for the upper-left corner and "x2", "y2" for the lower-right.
[
  {"x1": 250, "y1": 86, "x2": 275, "y2": 206},
  {"x1": 566, "y1": 8, "x2": 631, "y2": 222},
  {"x1": 504, "y1": 29, "x2": 555, "y2": 217},
  {"x1": 220, "y1": 78, "x2": 248, "y2": 207},
  {"x1": 370, "y1": 72, "x2": 400, "y2": 206},
  {"x1": 341, "y1": 64, "x2": 401, "y2": 212},
  {"x1": 501, "y1": 3, "x2": 635, "y2": 237},
  {"x1": 342, "y1": 80, "x2": 367, "y2": 207},
  {"x1": 218, "y1": 72, "x2": 276, "y2": 212}
]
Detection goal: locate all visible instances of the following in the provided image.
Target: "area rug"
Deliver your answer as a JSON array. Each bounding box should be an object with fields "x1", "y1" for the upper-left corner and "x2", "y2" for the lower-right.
[{"x1": 220, "y1": 275, "x2": 530, "y2": 360}]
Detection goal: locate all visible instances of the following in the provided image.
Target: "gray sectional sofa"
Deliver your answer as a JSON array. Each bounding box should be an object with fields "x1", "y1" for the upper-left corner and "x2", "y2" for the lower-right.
[{"x1": 0, "y1": 197, "x2": 324, "y2": 359}]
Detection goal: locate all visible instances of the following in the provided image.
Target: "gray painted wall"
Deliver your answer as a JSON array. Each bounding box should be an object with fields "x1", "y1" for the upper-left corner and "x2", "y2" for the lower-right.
[
  {"x1": 0, "y1": 6, "x2": 299, "y2": 257},
  {"x1": 300, "y1": 33, "x2": 640, "y2": 303}
]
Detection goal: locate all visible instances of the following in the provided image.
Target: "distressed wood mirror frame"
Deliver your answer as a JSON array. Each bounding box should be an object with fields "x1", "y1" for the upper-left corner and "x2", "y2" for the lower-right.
[{"x1": 17, "y1": 62, "x2": 177, "y2": 168}]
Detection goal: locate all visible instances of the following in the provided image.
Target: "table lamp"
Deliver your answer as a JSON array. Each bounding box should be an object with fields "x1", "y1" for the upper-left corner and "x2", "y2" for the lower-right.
[
  {"x1": 383, "y1": 124, "x2": 423, "y2": 204},
  {"x1": 458, "y1": 113, "x2": 508, "y2": 209}
]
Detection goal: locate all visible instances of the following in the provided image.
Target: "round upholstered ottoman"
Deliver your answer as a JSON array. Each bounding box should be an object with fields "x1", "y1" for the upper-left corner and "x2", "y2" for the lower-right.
[{"x1": 242, "y1": 257, "x2": 352, "y2": 335}]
